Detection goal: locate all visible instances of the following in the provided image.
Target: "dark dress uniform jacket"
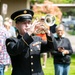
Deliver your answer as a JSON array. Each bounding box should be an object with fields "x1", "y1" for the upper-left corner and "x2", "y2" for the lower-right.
[{"x1": 6, "y1": 33, "x2": 53, "y2": 75}]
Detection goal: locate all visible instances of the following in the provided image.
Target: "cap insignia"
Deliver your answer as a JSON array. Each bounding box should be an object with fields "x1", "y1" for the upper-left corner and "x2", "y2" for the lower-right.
[{"x1": 24, "y1": 10, "x2": 27, "y2": 14}]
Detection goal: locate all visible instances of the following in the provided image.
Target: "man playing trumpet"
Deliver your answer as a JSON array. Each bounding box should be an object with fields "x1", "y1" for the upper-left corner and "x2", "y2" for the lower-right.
[{"x1": 6, "y1": 9, "x2": 54, "y2": 75}]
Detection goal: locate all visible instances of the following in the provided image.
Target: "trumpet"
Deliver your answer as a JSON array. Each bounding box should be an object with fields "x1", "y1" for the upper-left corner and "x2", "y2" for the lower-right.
[
  {"x1": 44, "y1": 14, "x2": 56, "y2": 26},
  {"x1": 34, "y1": 14, "x2": 56, "y2": 34}
]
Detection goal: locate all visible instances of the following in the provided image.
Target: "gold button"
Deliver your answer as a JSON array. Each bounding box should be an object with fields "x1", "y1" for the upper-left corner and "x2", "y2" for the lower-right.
[
  {"x1": 31, "y1": 62, "x2": 33, "y2": 65},
  {"x1": 31, "y1": 69, "x2": 34, "y2": 72},
  {"x1": 31, "y1": 56, "x2": 33, "y2": 58},
  {"x1": 31, "y1": 49, "x2": 33, "y2": 51}
]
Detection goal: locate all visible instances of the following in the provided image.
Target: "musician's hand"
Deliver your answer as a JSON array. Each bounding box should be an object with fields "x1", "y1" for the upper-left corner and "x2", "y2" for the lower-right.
[{"x1": 27, "y1": 20, "x2": 40, "y2": 35}]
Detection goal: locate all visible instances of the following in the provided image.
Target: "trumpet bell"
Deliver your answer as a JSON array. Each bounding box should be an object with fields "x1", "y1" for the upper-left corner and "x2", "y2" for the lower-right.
[{"x1": 44, "y1": 14, "x2": 56, "y2": 26}]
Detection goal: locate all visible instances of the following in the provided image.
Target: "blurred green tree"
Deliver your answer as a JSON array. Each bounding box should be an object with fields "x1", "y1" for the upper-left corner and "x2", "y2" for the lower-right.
[
  {"x1": 31, "y1": 0, "x2": 74, "y2": 4},
  {"x1": 49, "y1": 0, "x2": 74, "y2": 4}
]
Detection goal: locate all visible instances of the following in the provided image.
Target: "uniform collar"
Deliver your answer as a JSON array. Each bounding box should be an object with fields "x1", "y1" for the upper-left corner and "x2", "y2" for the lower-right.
[{"x1": 17, "y1": 34, "x2": 22, "y2": 39}]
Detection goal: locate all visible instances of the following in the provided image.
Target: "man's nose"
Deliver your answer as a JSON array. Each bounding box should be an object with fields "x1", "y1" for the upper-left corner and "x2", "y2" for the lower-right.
[{"x1": 25, "y1": 24, "x2": 28, "y2": 27}]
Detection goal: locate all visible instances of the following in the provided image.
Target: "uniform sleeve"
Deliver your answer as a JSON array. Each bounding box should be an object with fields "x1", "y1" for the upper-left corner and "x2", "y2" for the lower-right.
[
  {"x1": 6, "y1": 33, "x2": 33, "y2": 56},
  {"x1": 46, "y1": 32, "x2": 58, "y2": 50},
  {"x1": 46, "y1": 33, "x2": 63, "y2": 56},
  {"x1": 40, "y1": 32, "x2": 56, "y2": 53}
]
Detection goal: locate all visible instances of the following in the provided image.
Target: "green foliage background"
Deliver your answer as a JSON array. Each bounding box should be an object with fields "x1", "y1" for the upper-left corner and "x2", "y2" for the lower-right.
[{"x1": 31, "y1": 0, "x2": 74, "y2": 4}]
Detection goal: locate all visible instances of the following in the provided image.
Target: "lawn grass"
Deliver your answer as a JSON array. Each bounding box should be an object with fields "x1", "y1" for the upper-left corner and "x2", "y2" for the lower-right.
[
  {"x1": 5, "y1": 54, "x2": 75, "y2": 75},
  {"x1": 69, "y1": 54, "x2": 75, "y2": 75},
  {"x1": 42, "y1": 54, "x2": 75, "y2": 75},
  {"x1": 67, "y1": 30, "x2": 75, "y2": 35}
]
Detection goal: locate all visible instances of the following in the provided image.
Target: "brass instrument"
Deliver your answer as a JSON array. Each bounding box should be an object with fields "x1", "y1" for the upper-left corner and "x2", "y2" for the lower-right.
[
  {"x1": 34, "y1": 14, "x2": 56, "y2": 34},
  {"x1": 44, "y1": 14, "x2": 56, "y2": 26}
]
